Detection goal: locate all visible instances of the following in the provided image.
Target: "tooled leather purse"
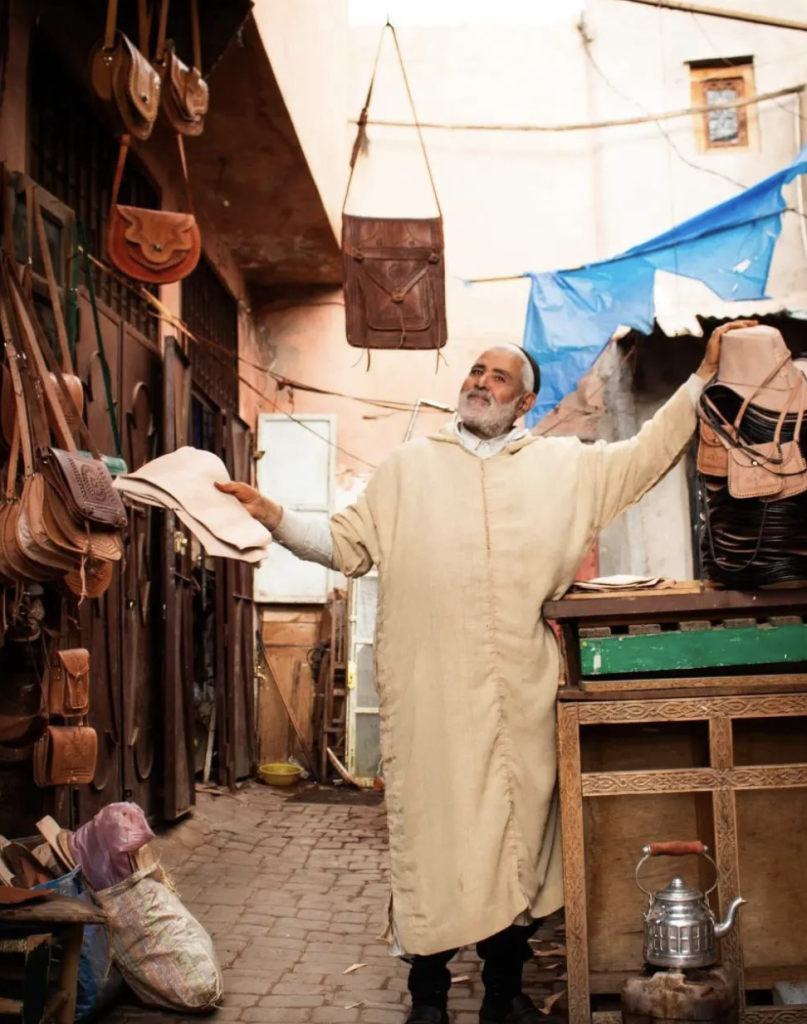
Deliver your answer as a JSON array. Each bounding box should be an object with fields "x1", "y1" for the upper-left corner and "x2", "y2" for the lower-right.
[
  {"x1": 90, "y1": 0, "x2": 161, "y2": 141},
  {"x1": 153, "y1": 0, "x2": 209, "y2": 136},
  {"x1": 107, "y1": 133, "x2": 201, "y2": 284},
  {"x1": 33, "y1": 723, "x2": 98, "y2": 787},
  {"x1": 342, "y1": 23, "x2": 446, "y2": 354},
  {"x1": 46, "y1": 645, "x2": 91, "y2": 718}
]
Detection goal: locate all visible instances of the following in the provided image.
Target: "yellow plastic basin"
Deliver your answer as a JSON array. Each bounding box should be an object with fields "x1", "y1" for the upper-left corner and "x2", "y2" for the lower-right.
[{"x1": 258, "y1": 763, "x2": 303, "y2": 787}]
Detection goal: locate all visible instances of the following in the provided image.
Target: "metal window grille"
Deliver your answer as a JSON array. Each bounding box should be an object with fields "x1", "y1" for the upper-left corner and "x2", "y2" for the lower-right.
[
  {"x1": 28, "y1": 30, "x2": 159, "y2": 342},
  {"x1": 181, "y1": 257, "x2": 239, "y2": 412}
]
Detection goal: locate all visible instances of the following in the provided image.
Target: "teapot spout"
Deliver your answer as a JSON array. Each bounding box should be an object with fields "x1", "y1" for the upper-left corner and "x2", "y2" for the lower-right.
[{"x1": 714, "y1": 897, "x2": 746, "y2": 938}]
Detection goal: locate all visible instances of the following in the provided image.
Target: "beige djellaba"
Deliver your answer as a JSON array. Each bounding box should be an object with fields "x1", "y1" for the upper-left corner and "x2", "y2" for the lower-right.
[{"x1": 327, "y1": 378, "x2": 699, "y2": 956}]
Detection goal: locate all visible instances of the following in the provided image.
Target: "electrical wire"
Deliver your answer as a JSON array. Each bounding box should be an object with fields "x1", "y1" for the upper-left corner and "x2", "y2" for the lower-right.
[{"x1": 353, "y1": 84, "x2": 804, "y2": 134}]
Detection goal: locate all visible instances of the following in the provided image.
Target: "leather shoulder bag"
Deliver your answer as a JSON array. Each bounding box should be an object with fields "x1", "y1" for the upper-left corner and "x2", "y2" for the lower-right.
[
  {"x1": 107, "y1": 134, "x2": 202, "y2": 284},
  {"x1": 46, "y1": 646, "x2": 91, "y2": 719},
  {"x1": 153, "y1": 0, "x2": 209, "y2": 136},
  {"x1": 342, "y1": 23, "x2": 446, "y2": 355},
  {"x1": 33, "y1": 723, "x2": 98, "y2": 787},
  {"x1": 90, "y1": 0, "x2": 161, "y2": 141}
]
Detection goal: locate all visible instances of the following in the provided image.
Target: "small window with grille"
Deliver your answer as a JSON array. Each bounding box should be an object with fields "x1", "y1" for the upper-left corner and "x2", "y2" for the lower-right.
[{"x1": 688, "y1": 57, "x2": 758, "y2": 153}]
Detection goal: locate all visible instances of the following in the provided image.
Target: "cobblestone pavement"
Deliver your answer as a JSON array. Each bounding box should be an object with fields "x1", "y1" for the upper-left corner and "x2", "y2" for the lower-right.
[{"x1": 106, "y1": 783, "x2": 567, "y2": 1024}]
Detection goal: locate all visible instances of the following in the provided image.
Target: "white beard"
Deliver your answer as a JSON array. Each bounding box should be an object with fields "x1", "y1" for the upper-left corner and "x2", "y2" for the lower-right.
[{"x1": 457, "y1": 389, "x2": 522, "y2": 439}]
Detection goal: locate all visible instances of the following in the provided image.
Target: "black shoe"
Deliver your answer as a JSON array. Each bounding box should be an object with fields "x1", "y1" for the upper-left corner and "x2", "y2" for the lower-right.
[
  {"x1": 480, "y1": 994, "x2": 563, "y2": 1024},
  {"x1": 406, "y1": 1005, "x2": 449, "y2": 1024}
]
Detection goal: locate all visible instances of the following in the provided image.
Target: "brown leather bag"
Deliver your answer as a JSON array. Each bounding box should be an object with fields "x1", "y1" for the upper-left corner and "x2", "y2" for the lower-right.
[
  {"x1": 33, "y1": 724, "x2": 98, "y2": 787},
  {"x1": 696, "y1": 419, "x2": 729, "y2": 477},
  {"x1": 342, "y1": 23, "x2": 446, "y2": 354},
  {"x1": 107, "y1": 135, "x2": 201, "y2": 285},
  {"x1": 46, "y1": 647, "x2": 91, "y2": 718},
  {"x1": 90, "y1": 0, "x2": 161, "y2": 140},
  {"x1": 153, "y1": 0, "x2": 208, "y2": 137},
  {"x1": 342, "y1": 215, "x2": 446, "y2": 351}
]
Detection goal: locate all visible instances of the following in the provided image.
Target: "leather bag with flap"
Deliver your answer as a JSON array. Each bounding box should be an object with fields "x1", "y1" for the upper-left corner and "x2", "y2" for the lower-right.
[
  {"x1": 342, "y1": 23, "x2": 446, "y2": 353},
  {"x1": 153, "y1": 0, "x2": 209, "y2": 136},
  {"x1": 46, "y1": 648, "x2": 91, "y2": 719},
  {"x1": 90, "y1": 0, "x2": 160, "y2": 140},
  {"x1": 33, "y1": 725, "x2": 98, "y2": 787},
  {"x1": 342, "y1": 215, "x2": 446, "y2": 351},
  {"x1": 107, "y1": 135, "x2": 201, "y2": 284}
]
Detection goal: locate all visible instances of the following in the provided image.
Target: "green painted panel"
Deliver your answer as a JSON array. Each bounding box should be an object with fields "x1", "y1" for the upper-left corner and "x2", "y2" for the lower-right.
[{"x1": 580, "y1": 624, "x2": 807, "y2": 677}]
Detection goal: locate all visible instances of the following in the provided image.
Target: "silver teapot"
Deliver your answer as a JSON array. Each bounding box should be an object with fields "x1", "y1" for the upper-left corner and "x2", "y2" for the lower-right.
[{"x1": 635, "y1": 841, "x2": 745, "y2": 969}]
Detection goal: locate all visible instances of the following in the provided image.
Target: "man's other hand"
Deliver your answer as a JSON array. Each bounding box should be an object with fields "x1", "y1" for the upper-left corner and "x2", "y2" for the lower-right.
[
  {"x1": 215, "y1": 481, "x2": 283, "y2": 531},
  {"x1": 696, "y1": 319, "x2": 758, "y2": 382}
]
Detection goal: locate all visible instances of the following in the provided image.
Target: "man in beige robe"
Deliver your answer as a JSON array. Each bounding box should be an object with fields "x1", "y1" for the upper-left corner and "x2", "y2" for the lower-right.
[{"x1": 219, "y1": 322, "x2": 749, "y2": 1024}]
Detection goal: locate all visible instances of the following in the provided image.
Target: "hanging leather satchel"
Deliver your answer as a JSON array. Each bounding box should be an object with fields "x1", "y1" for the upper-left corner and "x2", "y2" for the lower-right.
[
  {"x1": 107, "y1": 135, "x2": 201, "y2": 284},
  {"x1": 46, "y1": 647, "x2": 91, "y2": 719},
  {"x1": 153, "y1": 0, "x2": 209, "y2": 137},
  {"x1": 342, "y1": 215, "x2": 446, "y2": 351},
  {"x1": 90, "y1": 0, "x2": 161, "y2": 141},
  {"x1": 342, "y1": 23, "x2": 446, "y2": 353},
  {"x1": 32, "y1": 724, "x2": 98, "y2": 787}
]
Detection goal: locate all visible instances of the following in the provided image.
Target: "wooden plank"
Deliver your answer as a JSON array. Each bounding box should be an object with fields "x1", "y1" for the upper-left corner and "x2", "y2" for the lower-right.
[
  {"x1": 262, "y1": 606, "x2": 323, "y2": 624},
  {"x1": 557, "y1": 704, "x2": 590, "y2": 1024},
  {"x1": 580, "y1": 624, "x2": 807, "y2": 677},
  {"x1": 261, "y1": 622, "x2": 320, "y2": 648},
  {"x1": 0, "y1": 896, "x2": 105, "y2": 925},
  {"x1": 545, "y1": 587, "x2": 807, "y2": 623},
  {"x1": 563, "y1": 673, "x2": 807, "y2": 700}
]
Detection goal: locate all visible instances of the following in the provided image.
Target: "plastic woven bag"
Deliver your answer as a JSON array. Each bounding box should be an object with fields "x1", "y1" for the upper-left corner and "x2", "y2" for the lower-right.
[
  {"x1": 35, "y1": 866, "x2": 122, "y2": 1020},
  {"x1": 70, "y1": 801, "x2": 155, "y2": 891},
  {"x1": 93, "y1": 863, "x2": 223, "y2": 1012}
]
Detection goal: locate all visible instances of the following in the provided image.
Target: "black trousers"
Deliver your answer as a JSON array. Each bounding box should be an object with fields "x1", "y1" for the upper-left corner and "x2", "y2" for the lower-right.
[{"x1": 406, "y1": 921, "x2": 539, "y2": 1011}]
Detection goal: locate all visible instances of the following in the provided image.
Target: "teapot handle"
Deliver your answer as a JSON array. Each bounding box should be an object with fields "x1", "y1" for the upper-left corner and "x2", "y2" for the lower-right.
[
  {"x1": 647, "y1": 841, "x2": 705, "y2": 857},
  {"x1": 635, "y1": 841, "x2": 720, "y2": 898}
]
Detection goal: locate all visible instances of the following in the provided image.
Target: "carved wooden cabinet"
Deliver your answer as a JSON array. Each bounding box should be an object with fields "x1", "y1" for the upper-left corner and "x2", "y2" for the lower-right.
[{"x1": 544, "y1": 586, "x2": 807, "y2": 1024}]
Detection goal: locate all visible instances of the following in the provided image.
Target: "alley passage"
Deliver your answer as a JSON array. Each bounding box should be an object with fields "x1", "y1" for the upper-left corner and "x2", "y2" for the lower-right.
[{"x1": 106, "y1": 786, "x2": 566, "y2": 1024}]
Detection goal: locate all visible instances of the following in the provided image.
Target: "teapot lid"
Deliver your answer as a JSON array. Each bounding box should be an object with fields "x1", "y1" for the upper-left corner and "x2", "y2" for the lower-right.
[{"x1": 656, "y1": 877, "x2": 704, "y2": 903}]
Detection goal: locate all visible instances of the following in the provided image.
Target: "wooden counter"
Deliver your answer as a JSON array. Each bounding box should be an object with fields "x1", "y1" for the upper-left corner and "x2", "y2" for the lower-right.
[{"x1": 545, "y1": 585, "x2": 807, "y2": 1024}]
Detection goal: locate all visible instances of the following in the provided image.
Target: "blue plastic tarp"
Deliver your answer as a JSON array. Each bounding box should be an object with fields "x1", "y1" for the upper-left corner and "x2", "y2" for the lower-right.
[{"x1": 522, "y1": 144, "x2": 807, "y2": 425}]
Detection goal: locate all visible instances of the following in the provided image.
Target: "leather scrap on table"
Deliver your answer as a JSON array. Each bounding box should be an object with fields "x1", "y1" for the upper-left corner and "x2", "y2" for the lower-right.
[{"x1": 570, "y1": 575, "x2": 674, "y2": 593}]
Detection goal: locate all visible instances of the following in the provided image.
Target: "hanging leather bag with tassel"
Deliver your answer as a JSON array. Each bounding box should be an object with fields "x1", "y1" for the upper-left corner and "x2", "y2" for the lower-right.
[
  {"x1": 153, "y1": 0, "x2": 209, "y2": 136},
  {"x1": 90, "y1": 0, "x2": 161, "y2": 141},
  {"x1": 342, "y1": 24, "x2": 447, "y2": 353},
  {"x1": 107, "y1": 134, "x2": 201, "y2": 284}
]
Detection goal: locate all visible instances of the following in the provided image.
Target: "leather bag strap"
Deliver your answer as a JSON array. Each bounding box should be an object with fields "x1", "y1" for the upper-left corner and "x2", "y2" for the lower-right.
[
  {"x1": 110, "y1": 136, "x2": 130, "y2": 210},
  {"x1": 155, "y1": 0, "x2": 170, "y2": 63},
  {"x1": 732, "y1": 352, "x2": 792, "y2": 432},
  {"x1": 111, "y1": 134, "x2": 193, "y2": 214},
  {"x1": 104, "y1": 0, "x2": 118, "y2": 51},
  {"x1": 191, "y1": 0, "x2": 202, "y2": 71},
  {"x1": 0, "y1": 268, "x2": 35, "y2": 479},
  {"x1": 343, "y1": 21, "x2": 441, "y2": 217},
  {"x1": 5, "y1": 258, "x2": 103, "y2": 460},
  {"x1": 138, "y1": 0, "x2": 151, "y2": 58},
  {"x1": 1, "y1": 162, "x2": 12, "y2": 258}
]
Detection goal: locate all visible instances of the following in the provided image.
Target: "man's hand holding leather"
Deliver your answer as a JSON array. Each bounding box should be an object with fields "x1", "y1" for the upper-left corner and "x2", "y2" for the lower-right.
[{"x1": 215, "y1": 481, "x2": 283, "y2": 531}]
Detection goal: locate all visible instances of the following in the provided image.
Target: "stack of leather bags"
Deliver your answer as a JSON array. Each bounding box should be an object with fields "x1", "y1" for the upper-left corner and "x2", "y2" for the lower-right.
[
  {"x1": 113, "y1": 447, "x2": 272, "y2": 562},
  {"x1": 697, "y1": 325, "x2": 807, "y2": 587}
]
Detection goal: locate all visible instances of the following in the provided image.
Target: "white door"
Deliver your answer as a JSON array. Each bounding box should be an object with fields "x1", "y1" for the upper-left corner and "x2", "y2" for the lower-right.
[
  {"x1": 346, "y1": 571, "x2": 381, "y2": 786},
  {"x1": 253, "y1": 414, "x2": 335, "y2": 604}
]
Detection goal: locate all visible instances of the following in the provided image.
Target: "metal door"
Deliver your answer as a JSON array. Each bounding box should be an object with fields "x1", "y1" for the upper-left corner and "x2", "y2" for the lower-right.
[{"x1": 162, "y1": 336, "x2": 196, "y2": 819}]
